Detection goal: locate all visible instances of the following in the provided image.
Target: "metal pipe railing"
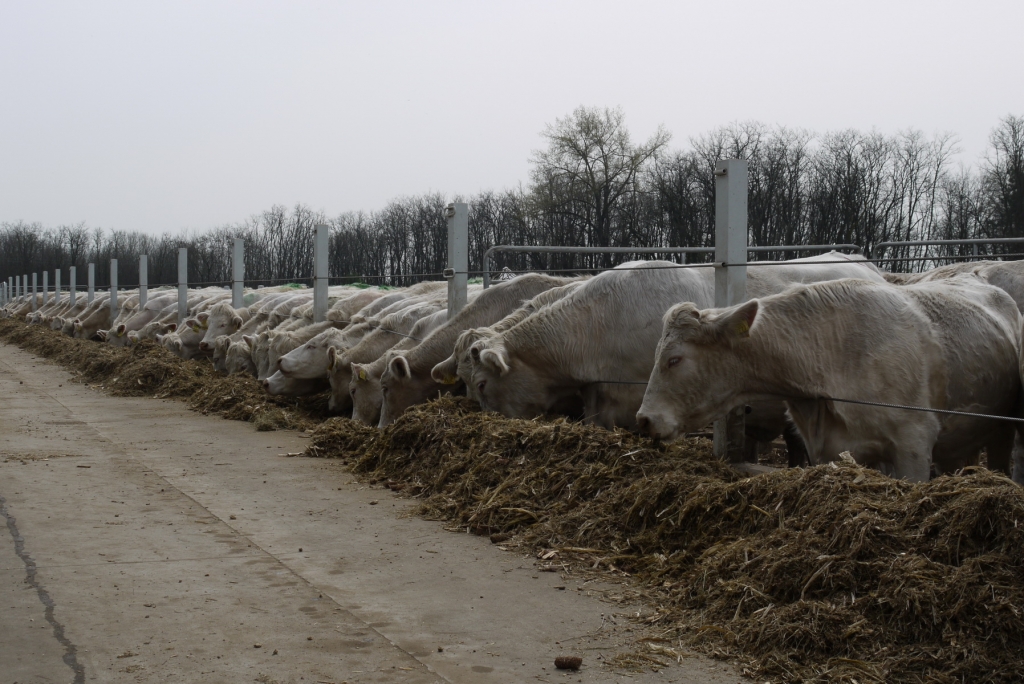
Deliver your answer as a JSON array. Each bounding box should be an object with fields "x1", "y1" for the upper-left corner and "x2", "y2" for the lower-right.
[{"x1": 872, "y1": 237, "x2": 1024, "y2": 258}]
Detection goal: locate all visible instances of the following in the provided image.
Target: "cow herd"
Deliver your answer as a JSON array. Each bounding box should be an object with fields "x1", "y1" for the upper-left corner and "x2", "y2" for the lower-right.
[{"x1": 5, "y1": 253, "x2": 1024, "y2": 484}]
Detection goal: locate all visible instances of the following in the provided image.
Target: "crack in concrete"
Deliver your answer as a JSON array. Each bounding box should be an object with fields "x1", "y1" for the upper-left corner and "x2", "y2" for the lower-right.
[{"x1": 0, "y1": 491, "x2": 86, "y2": 684}]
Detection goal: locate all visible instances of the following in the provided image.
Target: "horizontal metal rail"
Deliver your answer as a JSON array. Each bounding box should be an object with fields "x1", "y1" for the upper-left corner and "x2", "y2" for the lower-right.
[
  {"x1": 872, "y1": 237, "x2": 1024, "y2": 259},
  {"x1": 482, "y1": 244, "x2": 862, "y2": 288}
]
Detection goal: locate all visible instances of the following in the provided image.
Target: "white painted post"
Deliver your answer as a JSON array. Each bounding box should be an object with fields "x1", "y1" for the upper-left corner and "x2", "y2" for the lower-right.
[
  {"x1": 42, "y1": 270, "x2": 49, "y2": 306},
  {"x1": 177, "y1": 248, "x2": 188, "y2": 324},
  {"x1": 232, "y1": 238, "x2": 244, "y2": 309},
  {"x1": 313, "y1": 225, "x2": 329, "y2": 323},
  {"x1": 712, "y1": 159, "x2": 748, "y2": 464},
  {"x1": 69, "y1": 267, "x2": 77, "y2": 308},
  {"x1": 88, "y1": 263, "x2": 95, "y2": 304},
  {"x1": 444, "y1": 202, "x2": 469, "y2": 318},
  {"x1": 138, "y1": 255, "x2": 148, "y2": 309},
  {"x1": 15, "y1": 275, "x2": 20, "y2": 302},
  {"x1": 109, "y1": 258, "x2": 119, "y2": 317},
  {"x1": 54, "y1": 268, "x2": 60, "y2": 306}
]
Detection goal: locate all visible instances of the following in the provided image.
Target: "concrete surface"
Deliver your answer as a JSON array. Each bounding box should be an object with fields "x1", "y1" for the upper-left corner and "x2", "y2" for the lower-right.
[{"x1": 0, "y1": 341, "x2": 746, "y2": 684}]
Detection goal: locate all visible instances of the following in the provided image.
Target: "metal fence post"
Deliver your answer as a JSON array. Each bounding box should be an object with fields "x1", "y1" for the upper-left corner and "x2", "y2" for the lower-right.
[
  {"x1": 713, "y1": 159, "x2": 748, "y2": 464},
  {"x1": 139, "y1": 255, "x2": 148, "y2": 309},
  {"x1": 15, "y1": 276, "x2": 20, "y2": 302},
  {"x1": 42, "y1": 270, "x2": 49, "y2": 307},
  {"x1": 232, "y1": 238, "x2": 244, "y2": 309},
  {"x1": 445, "y1": 202, "x2": 469, "y2": 317},
  {"x1": 313, "y1": 225, "x2": 329, "y2": 323},
  {"x1": 178, "y1": 246, "x2": 188, "y2": 325},
  {"x1": 109, "y1": 258, "x2": 118, "y2": 318},
  {"x1": 88, "y1": 263, "x2": 95, "y2": 303},
  {"x1": 178, "y1": 248, "x2": 188, "y2": 324},
  {"x1": 54, "y1": 268, "x2": 60, "y2": 306},
  {"x1": 69, "y1": 267, "x2": 77, "y2": 308},
  {"x1": 31, "y1": 273, "x2": 37, "y2": 312}
]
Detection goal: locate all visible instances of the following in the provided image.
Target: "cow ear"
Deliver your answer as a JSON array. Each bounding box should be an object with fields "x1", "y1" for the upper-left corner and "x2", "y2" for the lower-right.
[
  {"x1": 327, "y1": 346, "x2": 338, "y2": 371},
  {"x1": 388, "y1": 355, "x2": 411, "y2": 380},
  {"x1": 167, "y1": 323, "x2": 178, "y2": 332},
  {"x1": 97, "y1": 330, "x2": 107, "y2": 341},
  {"x1": 231, "y1": 315, "x2": 243, "y2": 329},
  {"x1": 715, "y1": 300, "x2": 759, "y2": 339},
  {"x1": 243, "y1": 334, "x2": 254, "y2": 348},
  {"x1": 197, "y1": 312, "x2": 209, "y2": 324},
  {"x1": 479, "y1": 347, "x2": 511, "y2": 376},
  {"x1": 155, "y1": 334, "x2": 165, "y2": 343},
  {"x1": 352, "y1": 363, "x2": 368, "y2": 382},
  {"x1": 117, "y1": 324, "x2": 126, "y2": 335},
  {"x1": 431, "y1": 356, "x2": 459, "y2": 385}
]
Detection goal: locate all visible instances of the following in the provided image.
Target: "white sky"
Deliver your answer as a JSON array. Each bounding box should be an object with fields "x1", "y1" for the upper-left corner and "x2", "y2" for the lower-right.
[{"x1": 1, "y1": 0, "x2": 1022, "y2": 234}]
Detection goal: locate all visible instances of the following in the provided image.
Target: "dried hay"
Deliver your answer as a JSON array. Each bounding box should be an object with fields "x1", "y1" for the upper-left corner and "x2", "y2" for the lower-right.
[
  {"x1": 308, "y1": 397, "x2": 1024, "y2": 683},
  {"x1": 0, "y1": 318, "x2": 329, "y2": 430}
]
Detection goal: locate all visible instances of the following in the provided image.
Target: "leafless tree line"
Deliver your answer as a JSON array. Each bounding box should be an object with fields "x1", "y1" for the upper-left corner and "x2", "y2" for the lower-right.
[{"x1": 3, "y1": 109, "x2": 1022, "y2": 287}]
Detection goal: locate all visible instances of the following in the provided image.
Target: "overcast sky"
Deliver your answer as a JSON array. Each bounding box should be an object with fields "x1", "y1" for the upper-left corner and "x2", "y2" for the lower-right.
[{"x1": 2, "y1": 0, "x2": 1022, "y2": 235}]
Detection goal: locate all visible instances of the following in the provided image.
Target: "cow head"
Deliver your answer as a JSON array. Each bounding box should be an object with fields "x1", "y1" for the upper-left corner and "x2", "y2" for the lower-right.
[
  {"x1": 379, "y1": 352, "x2": 434, "y2": 427},
  {"x1": 348, "y1": 362, "x2": 383, "y2": 424},
  {"x1": 326, "y1": 346, "x2": 353, "y2": 414},
  {"x1": 468, "y1": 337, "x2": 557, "y2": 419},
  {"x1": 636, "y1": 300, "x2": 759, "y2": 441}
]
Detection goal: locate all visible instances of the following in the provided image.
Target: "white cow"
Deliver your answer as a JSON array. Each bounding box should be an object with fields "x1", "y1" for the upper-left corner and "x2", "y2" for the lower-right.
[{"x1": 636, "y1": 276, "x2": 1022, "y2": 481}]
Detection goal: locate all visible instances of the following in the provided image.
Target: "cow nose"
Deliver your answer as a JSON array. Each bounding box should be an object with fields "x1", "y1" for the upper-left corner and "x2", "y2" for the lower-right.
[
  {"x1": 261, "y1": 379, "x2": 270, "y2": 391},
  {"x1": 636, "y1": 413, "x2": 654, "y2": 437},
  {"x1": 199, "y1": 342, "x2": 209, "y2": 351}
]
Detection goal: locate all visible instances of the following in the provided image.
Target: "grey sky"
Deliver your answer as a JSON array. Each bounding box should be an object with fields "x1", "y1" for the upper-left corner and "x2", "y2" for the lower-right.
[{"x1": 2, "y1": 0, "x2": 1021, "y2": 235}]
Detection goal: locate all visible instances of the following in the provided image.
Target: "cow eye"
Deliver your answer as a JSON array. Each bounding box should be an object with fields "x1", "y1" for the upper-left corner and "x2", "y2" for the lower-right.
[
  {"x1": 667, "y1": 356, "x2": 682, "y2": 368},
  {"x1": 477, "y1": 380, "x2": 487, "y2": 393}
]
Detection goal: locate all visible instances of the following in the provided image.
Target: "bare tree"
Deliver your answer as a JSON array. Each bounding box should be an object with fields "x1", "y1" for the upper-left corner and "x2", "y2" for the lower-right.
[{"x1": 530, "y1": 106, "x2": 670, "y2": 266}]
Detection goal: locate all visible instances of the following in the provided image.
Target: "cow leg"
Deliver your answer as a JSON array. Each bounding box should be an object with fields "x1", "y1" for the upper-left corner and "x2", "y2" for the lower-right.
[
  {"x1": 1013, "y1": 431, "x2": 1024, "y2": 485},
  {"x1": 743, "y1": 436, "x2": 758, "y2": 463},
  {"x1": 985, "y1": 426, "x2": 1016, "y2": 477},
  {"x1": 783, "y1": 423, "x2": 808, "y2": 468}
]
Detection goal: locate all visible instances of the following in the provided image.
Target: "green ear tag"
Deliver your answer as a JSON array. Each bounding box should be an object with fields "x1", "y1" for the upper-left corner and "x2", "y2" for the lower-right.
[{"x1": 441, "y1": 374, "x2": 458, "y2": 385}]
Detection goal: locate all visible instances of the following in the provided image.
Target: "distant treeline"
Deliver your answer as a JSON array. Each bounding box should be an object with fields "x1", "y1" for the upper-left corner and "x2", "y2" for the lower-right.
[{"x1": 3, "y1": 109, "x2": 1023, "y2": 287}]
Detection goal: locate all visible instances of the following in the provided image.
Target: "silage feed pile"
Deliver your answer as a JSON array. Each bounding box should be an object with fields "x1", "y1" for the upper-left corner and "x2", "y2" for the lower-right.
[
  {"x1": 310, "y1": 398, "x2": 1024, "y2": 684},
  {"x1": 0, "y1": 318, "x2": 329, "y2": 430}
]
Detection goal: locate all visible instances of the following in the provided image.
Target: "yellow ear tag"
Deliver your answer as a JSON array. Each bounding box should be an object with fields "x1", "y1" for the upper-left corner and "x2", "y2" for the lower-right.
[
  {"x1": 735, "y1": 321, "x2": 750, "y2": 335},
  {"x1": 117, "y1": 329, "x2": 126, "y2": 337},
  {"x1": 358, "y1": 369, "x2": 368, "y2": 381},
  {"x1": 441, "y1": 374, "x2": 458, "y2": 385}
]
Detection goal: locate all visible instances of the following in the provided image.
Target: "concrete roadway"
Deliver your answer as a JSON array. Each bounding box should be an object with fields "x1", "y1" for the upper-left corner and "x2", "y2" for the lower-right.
[{"x1": 0, "y1": 342, "x2": 744, "y2": 684}]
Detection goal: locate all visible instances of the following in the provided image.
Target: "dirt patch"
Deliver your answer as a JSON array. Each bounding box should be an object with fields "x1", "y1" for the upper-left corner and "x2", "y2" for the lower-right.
[
  {"x1": 308, "y1": 397, "x2": 1024, "y2": 683},
  {"x1": 0, "y1": 318, "x2": 329, "y2": 431}
]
